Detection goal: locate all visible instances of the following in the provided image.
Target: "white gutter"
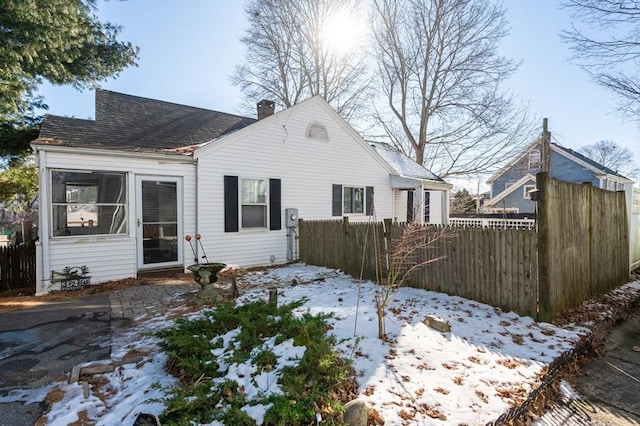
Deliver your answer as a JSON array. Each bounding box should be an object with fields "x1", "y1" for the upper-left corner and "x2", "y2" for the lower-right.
[
  {"x1": 30, "y1": 143, "x2": 195, "y2": 163},
  {"x1": 390, "y1": 174, "x2": 452, "y2": 191}
]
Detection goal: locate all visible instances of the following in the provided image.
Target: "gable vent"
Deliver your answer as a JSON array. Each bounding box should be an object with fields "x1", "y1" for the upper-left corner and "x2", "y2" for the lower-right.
[{"x1": 306, "y1": 122, "x2": 329, "y2": 142}]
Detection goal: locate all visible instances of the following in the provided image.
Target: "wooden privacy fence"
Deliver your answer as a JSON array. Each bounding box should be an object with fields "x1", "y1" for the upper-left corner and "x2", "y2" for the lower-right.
[
  {"x1": 537, "y1": 173, "x2": 628, "y2": 320},
  {"x1": 0, "y1": 242, "x2": 36, "y2": 292},
  {"x1": 299, "y1": 173, "x2": 629, "y2": 321},
  {"x1": 299, "y1": 219, "x2": 539, "y2": 318}
]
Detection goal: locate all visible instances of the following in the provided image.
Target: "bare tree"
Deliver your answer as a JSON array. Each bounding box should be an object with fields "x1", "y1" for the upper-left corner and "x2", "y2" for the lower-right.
[
  {"x1": 371, "y1": 0, "x2": 536, "y2": 178},
  {"x1": 562, "y1": 0, "x2": 640, "y2": 117},
  {"x1": 231, "y1": 0, "x2": 372, "y2": 120},
  {"x1": 372, "y1": 222, "x2": 451, "y2": 340},
  {"x1": 578, "y1": 140, "x2": 639, "y2": 178}
]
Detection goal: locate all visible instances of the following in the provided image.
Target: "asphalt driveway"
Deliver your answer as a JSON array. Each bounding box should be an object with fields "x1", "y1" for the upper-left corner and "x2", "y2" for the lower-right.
[{"x1": 0, "y1": 294, "x2": 113, "y2": 426}]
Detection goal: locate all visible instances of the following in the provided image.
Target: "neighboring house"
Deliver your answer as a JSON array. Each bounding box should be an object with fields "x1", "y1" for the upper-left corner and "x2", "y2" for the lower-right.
[
  {"x1": 486, "y1": 139, "x2": 639, "y2": 270},
  {"x1": 485, "y1": 139, "x2": 635, "y2": 214},
  {"x1": 32, "y1": 90, "x2": 450, "y2": 294}
]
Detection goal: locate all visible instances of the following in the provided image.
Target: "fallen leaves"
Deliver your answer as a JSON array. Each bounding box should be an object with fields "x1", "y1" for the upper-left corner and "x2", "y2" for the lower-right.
[{"x1": 496, "y1": 358, "x2": 523, "y2": 369}]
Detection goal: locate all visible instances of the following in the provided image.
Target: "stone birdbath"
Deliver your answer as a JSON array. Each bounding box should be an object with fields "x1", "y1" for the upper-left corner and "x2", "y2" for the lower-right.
[
  {"x1": 187, "y1": 262, "x2": 227, "y2": 304},
  {"x1": 187, "y1": 262, "x2": 227, "y2": 288},
  {"x1": 185, "y1": 234, "x2": 226, "y2": 303}
]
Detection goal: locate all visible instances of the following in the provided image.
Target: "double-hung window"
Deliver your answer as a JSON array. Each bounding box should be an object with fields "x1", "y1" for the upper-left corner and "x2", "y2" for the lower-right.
[
  {"x1": 523, "y1": 184, "x2": 536, "y2": 200},
  {"x1": 51, "y1": 170, "x2": 127, "y2": 237},
  {"x1": 343, "y1": 186, "x2": 365, "y2": 214},
  {"x1": 224, "y1": 176, "x2": 281, "y2": 232},
  {"x1": 528, "y1": 149, "x2": 541, "y2": 169},
  {"x1": 241, "y1": 178, "x2": 268, "y2": 228},
  {"x1": 332, "y1": 184, "x2": 373, "y2": 217}
]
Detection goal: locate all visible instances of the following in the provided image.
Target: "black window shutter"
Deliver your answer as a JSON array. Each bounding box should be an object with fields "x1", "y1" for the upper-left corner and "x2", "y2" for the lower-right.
[
  {"x1": 407, "y1": 190, "x2": 414, "y2": 223},
  {"x1": 269, "y1": 178, "x2": 281, "y2": 230},
  {"x1": 366, "y1": 186, "x2": 374, "y2": 215},
  {"x1": 332, "y1": 184, "x2": 342, "y2": 216},
  {"x1": 224, "y1": 175, "x2": 239, "y2": 232}
]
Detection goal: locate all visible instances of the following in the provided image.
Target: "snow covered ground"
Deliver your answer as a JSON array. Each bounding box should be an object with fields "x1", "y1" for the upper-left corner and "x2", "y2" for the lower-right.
[{"x1": 6, "y1": 264, "x2": 594, "y2": 425}]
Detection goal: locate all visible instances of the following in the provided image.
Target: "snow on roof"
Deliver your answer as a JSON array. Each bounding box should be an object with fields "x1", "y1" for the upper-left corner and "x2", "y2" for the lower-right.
[{"x1": 369, "y1": 141, "x2": 444, "y2": 182}]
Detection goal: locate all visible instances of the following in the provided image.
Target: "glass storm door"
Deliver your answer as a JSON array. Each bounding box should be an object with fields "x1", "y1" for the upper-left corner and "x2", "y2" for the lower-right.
[{"x1": 136, "y1": 176, "x2": 183, "y2": 268}]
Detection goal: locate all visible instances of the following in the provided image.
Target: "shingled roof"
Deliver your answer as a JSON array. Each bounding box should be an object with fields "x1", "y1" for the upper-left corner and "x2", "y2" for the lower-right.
[
  {"x1": 35, "y1": 90, "x2": 256, "y2": 153},
  {"x1": 552, "y1": 143, "x2": 630, "y2": 179}
]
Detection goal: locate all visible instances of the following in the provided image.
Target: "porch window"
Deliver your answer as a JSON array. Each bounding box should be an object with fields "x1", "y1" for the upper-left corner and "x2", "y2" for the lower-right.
[
  {"x1": 51, "y1": 171, "x2": 127, "y2": 237},
  {"x1": 241, "y1": 178, "x2": 268, "y2": 228}
]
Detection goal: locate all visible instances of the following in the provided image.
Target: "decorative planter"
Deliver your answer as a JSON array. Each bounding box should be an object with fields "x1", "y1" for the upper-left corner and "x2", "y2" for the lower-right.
[{"x1": 187, "y1": 262, "x2": 227, "y2": 288}]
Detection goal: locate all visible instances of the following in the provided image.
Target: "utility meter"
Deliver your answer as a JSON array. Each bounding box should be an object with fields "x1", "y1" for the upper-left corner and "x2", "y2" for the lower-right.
[{"x1": 285, "y1": 208, "x2": 299, "y2": 227}]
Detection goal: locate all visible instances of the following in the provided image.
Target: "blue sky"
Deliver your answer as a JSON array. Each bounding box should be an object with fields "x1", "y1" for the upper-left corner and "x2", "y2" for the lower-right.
[{"x1": 38, "y1": 0, "x2": 639, "y2": 178}]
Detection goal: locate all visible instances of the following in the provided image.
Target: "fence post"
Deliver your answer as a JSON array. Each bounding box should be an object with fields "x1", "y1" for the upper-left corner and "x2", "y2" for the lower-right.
[
  {"x1": 536, "y1": 172, "x2": 551, "y2": 322},
  {"x1": 342, "y1": 216, "x2": 349, "y2": 273},
  {"x1": 298, "y1": 219, "x2": 304, "y2": 262}
]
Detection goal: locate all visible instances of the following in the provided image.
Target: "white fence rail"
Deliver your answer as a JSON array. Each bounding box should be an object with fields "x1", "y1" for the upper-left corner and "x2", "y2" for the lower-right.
[{"x1": 449, "y1": 217, "x2": 536, "y2": 229}]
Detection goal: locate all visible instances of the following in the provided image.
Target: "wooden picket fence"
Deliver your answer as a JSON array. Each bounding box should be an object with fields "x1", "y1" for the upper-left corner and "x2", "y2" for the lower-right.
[
  {"x1": 299, "y1": 173, "x2": 629, "y2": 321},
  {"x1": 0, "y1": 242, "x2": 36, "y2": 293}
]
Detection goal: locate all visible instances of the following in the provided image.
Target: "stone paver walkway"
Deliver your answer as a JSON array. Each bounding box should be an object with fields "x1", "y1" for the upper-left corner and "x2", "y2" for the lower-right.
[{"x1": 109, "y1": 282, "x2": 198, "y2": 320}]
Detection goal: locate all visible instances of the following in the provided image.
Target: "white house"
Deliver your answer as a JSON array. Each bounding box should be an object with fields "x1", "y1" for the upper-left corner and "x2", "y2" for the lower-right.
[{"x1": 32, "y1": 90, "x2": 450, "y2": 294}]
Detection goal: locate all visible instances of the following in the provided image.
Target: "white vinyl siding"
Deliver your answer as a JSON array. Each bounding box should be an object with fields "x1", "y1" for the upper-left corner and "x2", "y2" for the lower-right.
[
  {"x1": 195, "y1": 99, "x2": 395, "y2": 267},
  {"x1": 393, "y1": 190, "x2": 409, "y2": 222},
  {"x1": 426, "y1": 190, "x2": 444, "y2": 225},
  {"x1": 46, "y1": 238, "x2": 136, "y2": 293}
]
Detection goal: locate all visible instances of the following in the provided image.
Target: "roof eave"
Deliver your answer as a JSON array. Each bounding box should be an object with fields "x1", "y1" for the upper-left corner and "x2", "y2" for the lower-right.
[{"x1": 31, "y1": 142, "x2": 196, "y2": 163}]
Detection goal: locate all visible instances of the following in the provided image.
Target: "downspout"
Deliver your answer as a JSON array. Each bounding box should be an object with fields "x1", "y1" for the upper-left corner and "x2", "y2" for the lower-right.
[
  {"x1": 391, "y1": 180, "x2": 396, "y2": 222},
  {"x1": 193, "y1": 156, "x2": 199, "y2": 267},
  {"x1": 36, "y1": 148, "x2": 50, "y2": 295}
]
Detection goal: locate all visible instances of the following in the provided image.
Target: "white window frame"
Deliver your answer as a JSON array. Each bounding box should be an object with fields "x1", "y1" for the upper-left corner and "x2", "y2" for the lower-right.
[
  {"x1": 343, "y1": 186, "x2": 365, "y2": 215},
  {"x1": 523, "y1": 184, "x2": 536, "y2": 200},
  {"x1": 528, "y1": 149, "x2": 541, "y2": 169},
  {"x1": 240, "y1": 177, "x2": 268, "y2": 229},
  {"x1": 50, "y1": 169, "x2": 128, "y2": 238}
]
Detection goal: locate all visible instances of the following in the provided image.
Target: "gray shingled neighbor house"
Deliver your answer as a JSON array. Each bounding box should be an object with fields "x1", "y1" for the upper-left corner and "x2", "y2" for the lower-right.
[{"x1": 31, "y1": 90, "x2": 451, "y2": 294}]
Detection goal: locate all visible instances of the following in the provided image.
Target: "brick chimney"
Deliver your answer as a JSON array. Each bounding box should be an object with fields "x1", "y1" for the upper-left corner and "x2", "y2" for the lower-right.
[{"x1": 257, "y1": 99, "x2": 275, "y2": 120}]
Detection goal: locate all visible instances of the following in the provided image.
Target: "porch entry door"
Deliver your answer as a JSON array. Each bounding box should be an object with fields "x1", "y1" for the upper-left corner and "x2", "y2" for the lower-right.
[{"x1": 135, "y1": 176, "x2": 183, "y2": 269}]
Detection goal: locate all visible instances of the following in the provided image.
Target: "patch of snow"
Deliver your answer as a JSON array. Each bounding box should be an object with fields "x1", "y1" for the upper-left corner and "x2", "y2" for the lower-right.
[{"x1": 31, "y1": 264, "x2": 589, "y2": 425}]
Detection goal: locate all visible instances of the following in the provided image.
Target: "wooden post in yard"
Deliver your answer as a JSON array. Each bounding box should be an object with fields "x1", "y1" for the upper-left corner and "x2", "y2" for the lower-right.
[
  {"x1": 541, "y1": 118, "x2": 551, "y2": 174},
  {"x1": 536, "y1": 171, "x2": 552, "y2": 322},
  {"x1": 342, "y1": 216, "x2": 349, "y2": 274},
  {"x1": 268, "y1": 287, "x2": 278, "y2": 306}
]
